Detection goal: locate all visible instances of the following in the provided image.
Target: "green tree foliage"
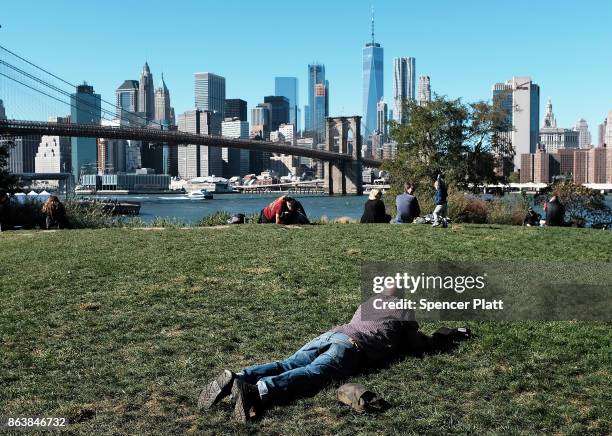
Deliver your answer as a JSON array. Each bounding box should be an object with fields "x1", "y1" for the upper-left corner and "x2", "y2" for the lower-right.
[
  {"x1": 547, "y1": 180, "x2": 611, "y2": 225},
  {"x1": 382, "y1": 96, "x2": 511, "y2": 197},
  {"x1": 0, "y1": 139, "x2": 20, "y2": 194}
]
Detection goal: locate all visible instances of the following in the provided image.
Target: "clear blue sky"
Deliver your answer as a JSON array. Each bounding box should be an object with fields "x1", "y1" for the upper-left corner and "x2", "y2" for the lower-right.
[{"x1": 1, "y1": 0, "x2": 611, "y2": 137}]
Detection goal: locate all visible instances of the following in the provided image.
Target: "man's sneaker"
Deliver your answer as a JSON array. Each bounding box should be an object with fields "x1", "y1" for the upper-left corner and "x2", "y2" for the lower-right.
[
  {"x1": 432, "y1": 222, "x2": 440, "y2": 227},
  {"x1": 232, "y1": 379, "x2": 261, "y2": 423},
  {"x1": 197, "y1": 369, "x2": 235, "y2": 410}
]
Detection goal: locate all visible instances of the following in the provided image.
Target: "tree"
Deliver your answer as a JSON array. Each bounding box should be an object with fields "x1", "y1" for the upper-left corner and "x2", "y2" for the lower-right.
[
  {"x1": 544, "y1": 180, "x2": 611, "y2": 225},
  {"x1": 0, "y1": 138, "x2": 20, "y2": 194},
  {"x1": 382, "y1": 95, "x2": 512, "y2": 196}
]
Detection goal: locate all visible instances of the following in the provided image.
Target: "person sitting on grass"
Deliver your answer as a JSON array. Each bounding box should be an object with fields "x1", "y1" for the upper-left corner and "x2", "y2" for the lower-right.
[
  {"x1": 281, "y1": 198, "x2": 310, "y2": 225},
  {"x1": 41, "y1": 195, "x2": 68, "y2": 229},
  {"x1": 395, "y1": 181, "x2": 421, "y2": 224},
  {"x1": 258, "y1": 195, "x2": 299, "y2": 224},
  {"x1": 545, "y1": 195, "x2": 565, "y2": 227},
  {"x1": 523, "y1": 207, "x2": 541, "y2": 226},
  {"x1": 198, "y1": 286, "x2": 470, "y2": 423},
  {"x1": 360, "y1": 189, "x2": 391, "y2": 223},
  {"x1": 431, "y1": 175, "x2": 448, "y2": 227}
]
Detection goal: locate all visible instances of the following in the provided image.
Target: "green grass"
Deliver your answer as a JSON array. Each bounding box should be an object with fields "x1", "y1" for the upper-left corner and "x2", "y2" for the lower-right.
[{"x1": 1, "y1": 224, "x2": 611, "y2": 435}]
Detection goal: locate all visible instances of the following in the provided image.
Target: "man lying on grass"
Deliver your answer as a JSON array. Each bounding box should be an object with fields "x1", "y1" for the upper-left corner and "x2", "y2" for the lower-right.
[{"x1": 198, "y1": 287, "x2": 470, "y2": 423}]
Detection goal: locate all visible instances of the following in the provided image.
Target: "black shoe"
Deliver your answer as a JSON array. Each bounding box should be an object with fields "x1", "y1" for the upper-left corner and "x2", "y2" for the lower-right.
[
  {"x1": 232, "y1": 379, "x2": 261, "y2": 423},
  {"x1": 197, "y1": 369, "x2": 235, "y2": 410}
]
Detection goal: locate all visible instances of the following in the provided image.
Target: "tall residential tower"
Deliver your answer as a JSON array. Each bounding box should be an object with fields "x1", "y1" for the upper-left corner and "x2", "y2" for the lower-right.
[{"x1": 392, "y1": 57, "x2": 415, "y2": 123}]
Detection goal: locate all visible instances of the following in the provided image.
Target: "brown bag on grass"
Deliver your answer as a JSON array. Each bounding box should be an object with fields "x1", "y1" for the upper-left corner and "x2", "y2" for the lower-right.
[{"x1": 336, "y1": 383, "x2": 390, "y2": 413}]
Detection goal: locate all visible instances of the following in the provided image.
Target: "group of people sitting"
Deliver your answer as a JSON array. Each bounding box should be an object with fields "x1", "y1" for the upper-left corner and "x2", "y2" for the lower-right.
[
  {"x1": 523, "y1": 195, "x2": 567, "y2": 227},
  {"x1": 360, "y1": 176, "x2": 448, "y2": 227}
]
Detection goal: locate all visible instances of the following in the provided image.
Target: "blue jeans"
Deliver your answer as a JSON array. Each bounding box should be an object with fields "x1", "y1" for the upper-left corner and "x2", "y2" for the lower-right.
[{"x1": 239, "y1": 331, "x2": 361, "y2": 402}]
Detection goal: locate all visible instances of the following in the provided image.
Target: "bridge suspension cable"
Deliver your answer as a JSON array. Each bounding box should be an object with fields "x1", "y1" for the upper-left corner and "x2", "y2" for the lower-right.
[{"x1": 0, "y1": 43, "x2": 165, "y2": 129}]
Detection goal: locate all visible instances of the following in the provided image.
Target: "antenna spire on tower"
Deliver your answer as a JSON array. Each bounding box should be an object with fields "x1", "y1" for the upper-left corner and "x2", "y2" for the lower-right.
[{"x1": 371, "y1": 5, "x2": 375, "y2": 44}]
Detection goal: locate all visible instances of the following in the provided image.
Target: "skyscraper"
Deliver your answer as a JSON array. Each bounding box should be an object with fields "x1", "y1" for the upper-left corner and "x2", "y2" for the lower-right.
[
  {"x1": 177, "y1": 109, "x2": 223, "y2": 179},
  {"x1": 115, "y1": 80, "x2": 139, "y2": 118},
  {"x1": 376, "y1": 99, "x2": 388, "y2": 138},
  {"x1": 539, "y1": 99, "x2": 579, "y2": 152},
  {"x1": 221, "y1": 118, "x2": 250, "y2": 177},
  {"x1": 194, "y1": 72, "x2": 226, "y2": 119},
  {"x1": 0, "y1": 99, "x2": 6, "y2": 120},
  {"x1": 606, "y1": 111, "x2": 612, "y2": 147},
  {"x1": 492, "y1": 77, "x2": 540, "y2": 170},
  {"x1": 138, "y1": 62, "x2": 155, "y2": 122},
  {"x1": 275, "y1": 77, "x2": 299, "y2": 131},
  {"x1": 224, "y1": 99, "x2": 247, "y2": 122},
  {"x1": 35, "y1": 116, "x2": 72, "y2": 174},
  {"x1": 263, "y1": 96, "x2": 290, "y2": 132},
  {"x1": 598, "y1": 119, "x2": 607, "y2": 146},
  {"x1": 154, "y1": 74, "x2": 173, "y2": 124},
  {"x1": 574, "y1": 118, "x2": 591, "y2": 148},
  {"x1": 392, "y1": 57, "x2": 415, "y2": 123},
  {"x1": 71, "y1": 83, "x2": 101, "y2": 180},
  {"x1": 305, "y1": 64, "x2": 327, "y2": 143},
  {"x1": 362, "y1": 9, "x2": 384, "y2": 139},
  {"x1": 418, "y1": 76, "x2": 431, "y2": 105},
  {"x1": 251, "y1": 104, "x2": 270, "y2": 139}
]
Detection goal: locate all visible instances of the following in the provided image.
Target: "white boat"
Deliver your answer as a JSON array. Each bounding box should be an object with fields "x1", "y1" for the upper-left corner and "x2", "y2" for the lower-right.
[{"x1": 187, "y1": 189, "x2": 213, "y2": 200}]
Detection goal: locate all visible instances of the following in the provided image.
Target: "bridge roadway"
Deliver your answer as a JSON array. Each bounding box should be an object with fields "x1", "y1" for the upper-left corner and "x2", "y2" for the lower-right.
[{"x1": 0, "y1": 119, "x2": 383, "y2": 168}]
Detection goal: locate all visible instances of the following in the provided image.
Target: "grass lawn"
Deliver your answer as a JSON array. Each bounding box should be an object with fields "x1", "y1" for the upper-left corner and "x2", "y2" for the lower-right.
[{"x1": 1, "y1": 224, "x2": 611, "y2": 435}]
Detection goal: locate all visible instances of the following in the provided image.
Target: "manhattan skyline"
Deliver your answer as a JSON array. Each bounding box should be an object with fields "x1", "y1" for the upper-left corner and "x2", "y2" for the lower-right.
[{"x1": 1, "y1": 0, "x2": 611, "y2": 134}]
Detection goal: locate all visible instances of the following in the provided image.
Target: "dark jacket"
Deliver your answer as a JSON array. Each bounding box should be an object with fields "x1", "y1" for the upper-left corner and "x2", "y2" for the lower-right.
[
  {"x1": 361, "y1": 199, "x2": 391, "y2": 223},
  {"x1": 434, "y1": 182, "x2": 448, "y2": 205},
  {"x1": 523, "y1": 210, "x2": 540, "y2": 226},
  {"x1": 546, "y1": 199, "x2": 565, "y2": 226},
  {"x1": 395, "y1": 193, "x2": 421, "y2": 223}
]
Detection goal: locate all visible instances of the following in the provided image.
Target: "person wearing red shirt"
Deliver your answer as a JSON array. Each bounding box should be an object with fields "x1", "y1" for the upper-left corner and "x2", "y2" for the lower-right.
[{"x1": 258, "y1": 195, "x2": 297, "y2": 224}]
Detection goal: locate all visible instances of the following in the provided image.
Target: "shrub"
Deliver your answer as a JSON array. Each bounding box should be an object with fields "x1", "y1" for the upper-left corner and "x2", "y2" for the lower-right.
[
  {"x1": 486, "y1": 197, "x2": 528, "y2": 225},
  {"x1": 64, "y1": 201, "x2": 115, "y2": 229},
  {"x1": 447, "y1": 191, "x2": 488, "y2": 224}
]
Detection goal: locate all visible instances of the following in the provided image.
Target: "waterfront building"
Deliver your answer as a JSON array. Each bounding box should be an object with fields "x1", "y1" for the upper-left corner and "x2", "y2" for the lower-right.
[
  {"x1": 224, "y1": 99, "x2": 247, "y2": 122},
  {"x1": 539, "y1": 98, "x2": 579, "y2": 153},
  {"x1": 2, "y1": 135, "x2": 41, "y2": 173},
  {"x1": 35, "y1": 116, "x2": 72, "y2": 174},
  {"x1": 574, "y1": 118, "x2": 591, "y2": 148},
  {"x1": 392, "y1": 57, "x2": 415, "y2": 123},
  {"x1": 70, "y1": 83, "x2": 101, "y2": 180},
  {"x1": 222, "y1": 118, "x2": 250, "y2": 177},
  {"x1": 195, "y1": 72, "x2": 226, "y2": 118},
  {"x1": 363, "y1": 10, "x2": 384, "y2": 138},
  {"x1": 418, "y1": 75, "x2": 431, "y2": 105},
  {"x1": 0, "y1": 98, "x2": 6, "y2": 120},
  {"x1": 138, "y1": 62, "x2": 155, "y2": 122},
  {"x1": 275, "y1": 77, "x2": 299, "y2": 130}
]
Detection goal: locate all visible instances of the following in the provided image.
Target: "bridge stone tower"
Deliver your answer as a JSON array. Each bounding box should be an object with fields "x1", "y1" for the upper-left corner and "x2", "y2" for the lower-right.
[{"x1": 323, "y1": 116, "x2": 363, "y2": 195}]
